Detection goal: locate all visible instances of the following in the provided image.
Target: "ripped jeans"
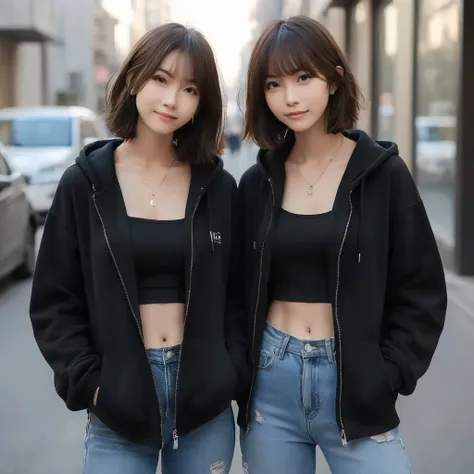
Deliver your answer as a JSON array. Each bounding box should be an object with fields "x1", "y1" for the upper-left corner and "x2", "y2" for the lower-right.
[
  {"x1": 83, "y1": 346, "x2": 235, "y2": 474},
  {"x1": 240, "y1": 323, "x2": 412, "y2": 474}
]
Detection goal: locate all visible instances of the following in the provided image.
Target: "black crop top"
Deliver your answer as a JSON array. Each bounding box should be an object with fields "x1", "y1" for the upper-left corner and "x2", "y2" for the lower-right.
[
  {"x1": 270, "y1": 209, "x2": 332, "y2": 303},
  {"x1": 129, "y1": 216, "x2": 186, "y2": 304}
]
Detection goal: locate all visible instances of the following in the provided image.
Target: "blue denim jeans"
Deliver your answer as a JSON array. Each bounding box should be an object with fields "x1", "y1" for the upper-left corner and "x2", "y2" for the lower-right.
[
  {"x1": 240, "y1": 323, "x2": 412, "y2": 474},
  {"x1": 84, "y1": 345, "x2": 235, "y2": 474}
]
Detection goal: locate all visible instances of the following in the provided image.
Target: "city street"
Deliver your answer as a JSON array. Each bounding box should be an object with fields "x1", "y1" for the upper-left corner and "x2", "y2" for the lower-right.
[{"x1": 1, "y1": 144, "x2": 473, "y2": 473}]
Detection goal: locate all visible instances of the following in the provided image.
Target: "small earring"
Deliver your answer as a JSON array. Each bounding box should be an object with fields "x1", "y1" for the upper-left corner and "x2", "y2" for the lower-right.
[
  {"x1": 173, "y1": 138, "x2": 178, "y2": 147},
  {"x1": 191, "y1": 116, "x2": 194, "y2": 125},
  {"x1": 283, "y1": 128, "x2": 288, "y2": 141}
]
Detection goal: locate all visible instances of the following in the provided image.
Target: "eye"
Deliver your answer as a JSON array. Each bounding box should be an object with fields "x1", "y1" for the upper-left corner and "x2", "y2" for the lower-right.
[
  {"x1": 298, "y1": 73, "x2": 312, "y2": 82},
  {"x1": 152, "y1": 75, "x2": 166, "y2": 84},
  {"x1": 265, "y1": 81, "x2": 279, "y2": 90},
  {"x1": 184, "y1": 87, "x2": 198, "y2": 95}
]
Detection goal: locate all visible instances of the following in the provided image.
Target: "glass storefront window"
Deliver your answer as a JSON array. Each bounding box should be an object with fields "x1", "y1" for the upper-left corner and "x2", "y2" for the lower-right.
[
  {"x1": 375, "y1": 0, "x2": 398, "y2": 140},
  {"x1": 415, "y1": 0, "x2": 460, "y2": 244}
]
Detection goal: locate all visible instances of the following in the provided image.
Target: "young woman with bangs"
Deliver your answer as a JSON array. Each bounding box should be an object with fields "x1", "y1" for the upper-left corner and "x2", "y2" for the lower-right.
[
  {"x1": 237, "y1": 15, "x2": 446, "y2": 474},
  {"x1": 30, "y1": 23, "x2": 248, "y2": 474}
]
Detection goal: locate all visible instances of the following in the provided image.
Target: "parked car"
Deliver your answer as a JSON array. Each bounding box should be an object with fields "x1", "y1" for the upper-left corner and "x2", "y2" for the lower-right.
[
  {"x1": 0, "y1": 142, "x2": 37, "y2": 280},
  {"x1": 415, "y1": 115, "x2": 456, "y2": 184},
  {"x1": 0, "y1": 106, "x2": 108, "y2": 221}
]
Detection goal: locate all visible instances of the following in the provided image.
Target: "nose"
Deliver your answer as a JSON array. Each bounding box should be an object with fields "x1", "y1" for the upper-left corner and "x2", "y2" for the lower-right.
[
  {"x1": 162, "y1": 87, "x2": 178, "y2": 109},
  {"x1": 284, "y1": 85, "x2": 299, "y2": 106}
]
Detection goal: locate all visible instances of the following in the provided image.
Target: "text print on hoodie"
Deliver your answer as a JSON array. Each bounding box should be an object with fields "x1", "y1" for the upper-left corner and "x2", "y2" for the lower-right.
[{"x1": 29, "y1": 139, "x2": 249, "y2": 448}]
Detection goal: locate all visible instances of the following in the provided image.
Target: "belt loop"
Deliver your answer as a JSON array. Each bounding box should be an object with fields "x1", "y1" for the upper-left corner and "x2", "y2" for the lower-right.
[
  {"x1": 325, "y1": 339, "x2": 335, "y2": 363},
  {"x1": 276, "y1": 334, "x2": 290, "y2": 359}
]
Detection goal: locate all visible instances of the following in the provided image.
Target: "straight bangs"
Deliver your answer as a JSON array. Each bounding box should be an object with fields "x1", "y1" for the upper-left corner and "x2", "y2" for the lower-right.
[
  {"x1": 265, "y1": 28, "x2": 323, "y2": 80},
  {"x1": 159, "y1": 35, "x2": 207, "y2": 97},
  {"x1": 128, "y1": 27, "x2": 200, "y2": 94}
]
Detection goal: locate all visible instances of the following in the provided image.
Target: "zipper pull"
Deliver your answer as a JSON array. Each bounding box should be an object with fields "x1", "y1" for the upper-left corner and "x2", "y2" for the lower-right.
[
  {"x1": 253, "y1": 240, "x2": 256, "y2": 250},
  {"x1": 209, "y1": 231, "x2": 215, "y2": 251},
  {"x1": 341, "y1": 429, "x2": 348, "y2": 447},
  {"x1": 173, "y1": 429, "x2": 179, "y2": 449}
]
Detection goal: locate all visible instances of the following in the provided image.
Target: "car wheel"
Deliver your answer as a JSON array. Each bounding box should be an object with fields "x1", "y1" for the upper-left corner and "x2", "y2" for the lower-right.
[{"x1": 12, "y1": 222, "x2": 36, "y2": 279}]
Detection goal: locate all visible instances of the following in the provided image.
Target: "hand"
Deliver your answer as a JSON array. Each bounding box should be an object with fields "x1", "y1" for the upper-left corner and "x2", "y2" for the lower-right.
[{"x1": 93, "y1": 387, "x2": 99, "y2": 406}]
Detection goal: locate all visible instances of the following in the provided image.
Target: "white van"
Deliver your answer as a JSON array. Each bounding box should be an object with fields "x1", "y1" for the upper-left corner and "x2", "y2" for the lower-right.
[
  {"x1": 415, "y1": 115, "x2": 456, "y2": 183},
  {"x1": 0, "y1": 106, "x2": 108, "y2": 220}
]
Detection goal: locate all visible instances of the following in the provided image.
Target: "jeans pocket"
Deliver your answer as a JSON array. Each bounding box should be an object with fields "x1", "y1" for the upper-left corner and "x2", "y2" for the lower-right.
[{"x1": 258, "y1": 346, "x2": 275, "y2": 370}]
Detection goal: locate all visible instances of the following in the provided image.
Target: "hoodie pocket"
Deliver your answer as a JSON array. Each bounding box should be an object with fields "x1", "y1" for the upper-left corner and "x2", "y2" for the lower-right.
[{"x1": 91, "y1": 352, "x2": 154, "y2": 437}]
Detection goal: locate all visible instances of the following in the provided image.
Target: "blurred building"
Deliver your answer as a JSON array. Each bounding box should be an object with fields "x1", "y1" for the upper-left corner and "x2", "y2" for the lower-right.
[
  {"x1": 308, "y1": 0, "x2": 474, "y2": 276},
  {"x1": 130, "y1": 0, "x2": 149, "y2": 46},
  {"x1": 94, "y1": 2, "x2": 120, "y2": 114},
  {"x1": 0, "y1": 0, "x2": 61, "y2": 107},
  {"x1": 251, "y1": 0, "x2": 285, "y2": 41},
  {"x1": 144, "y1": 0, "x2": 171, "y2": 31},
  {"x1": 0, "y1": 0, "x2": 166, "y2": 114}
]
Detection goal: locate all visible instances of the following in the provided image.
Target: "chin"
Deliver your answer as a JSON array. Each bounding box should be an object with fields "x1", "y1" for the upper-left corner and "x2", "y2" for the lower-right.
[
  {"x1": 286, "y1": 122, "x2": 316, "y2": 134},
  {"x1": 285, "y1": 116, "x2": 323, "y2": 134},
  {"x1": 145, "y1": 119, "x2": 179, "y2": 136}
]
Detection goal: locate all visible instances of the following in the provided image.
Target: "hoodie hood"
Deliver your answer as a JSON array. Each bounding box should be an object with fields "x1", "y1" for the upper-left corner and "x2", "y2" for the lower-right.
[
  {"x1": 74, "y1": 138, "x2": 225, "y2": 252},
  {"x1": 255, "y1": 129, "x2": 400, "y2": 264},
  {"x1": 256, "y1": 129, "x2": 399, "y2": 189},
  {"x1": 75, "y1": 139, "x2": 122, "y2": 192},
  {"x1": 74, "y1": 138, "x2": 224, "y2": 193}
]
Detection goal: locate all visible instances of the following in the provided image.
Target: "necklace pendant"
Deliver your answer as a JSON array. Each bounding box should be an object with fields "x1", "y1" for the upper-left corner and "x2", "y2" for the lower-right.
[
  {"x1": 150, "y1": 194, "x2": 156, "y2": 207},
  {"x1": 308, "y1": 185, "x2": 313, "y2": 196}
]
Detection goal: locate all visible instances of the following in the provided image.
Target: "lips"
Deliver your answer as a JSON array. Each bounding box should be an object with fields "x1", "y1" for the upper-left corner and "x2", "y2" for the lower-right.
[
  {"x1": 155, "y1": 111, "x2": 177, "y2": 120},
  {"x1": 285, "y1": 111, "x2": 308, "y2": 118}
]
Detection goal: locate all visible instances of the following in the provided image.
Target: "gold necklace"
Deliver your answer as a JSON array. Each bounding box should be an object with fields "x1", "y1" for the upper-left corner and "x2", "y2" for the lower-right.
[
  {"x1": 295, "y1": 136, "x2": 344, "y2": 196},
  {"x1": 131, "y1": 155, "x2": 177, "y2": 207}
]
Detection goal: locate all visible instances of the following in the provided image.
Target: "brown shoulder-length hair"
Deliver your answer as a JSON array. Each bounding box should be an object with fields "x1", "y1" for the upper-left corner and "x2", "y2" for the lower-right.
[
  {"x1": 105, "y1": 23, "x2": 224, "y2": 164},
  {"x1": 243, "y1": 16, "x2": 362, "y2": 150}
]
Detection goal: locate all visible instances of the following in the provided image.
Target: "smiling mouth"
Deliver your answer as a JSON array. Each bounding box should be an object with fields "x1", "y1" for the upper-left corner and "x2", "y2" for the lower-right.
[
  {"x1": 285, "y1": 111, "x2": 308, "y2": 118},
  {"x1": 155, "y1": 111, "x2": 177, "y2": 120}
]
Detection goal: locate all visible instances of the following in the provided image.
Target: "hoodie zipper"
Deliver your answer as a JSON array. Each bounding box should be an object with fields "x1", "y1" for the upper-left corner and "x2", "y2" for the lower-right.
[
  {"x1": 91, "y1": 186, "x2": 164, "y2": 448},
  {"x1": 334, "y1": 189, "x2": 354, "y2": 447},
  {"x1": 246, "y1": 177, "x2": 274, "y2": 433},
  {"x1": 172, "y1": 191, "x2": 203, "y2": 449}
]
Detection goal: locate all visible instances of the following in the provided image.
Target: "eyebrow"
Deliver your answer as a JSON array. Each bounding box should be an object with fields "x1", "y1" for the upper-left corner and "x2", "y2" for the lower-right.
[{"x1": 157, "y1": 68, "x2": 196, "y2": 84}]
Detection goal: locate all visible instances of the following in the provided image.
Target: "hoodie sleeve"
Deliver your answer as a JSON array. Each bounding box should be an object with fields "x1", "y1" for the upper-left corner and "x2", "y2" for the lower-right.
[
  {"x1": 29, "y1": 169, "x2": 101, "y2": 411},
  {"x1": 225, "y1": 177, "x2": 250, "y2": 400},
  {"x1": 381, "y1": 156, "x2": 447, "y2": 396}
]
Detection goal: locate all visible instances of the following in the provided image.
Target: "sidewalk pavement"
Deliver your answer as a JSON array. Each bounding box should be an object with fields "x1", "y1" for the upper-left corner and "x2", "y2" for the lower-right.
[{"x1": 446, "y1": 271, "x2": 474, "y2": 318}]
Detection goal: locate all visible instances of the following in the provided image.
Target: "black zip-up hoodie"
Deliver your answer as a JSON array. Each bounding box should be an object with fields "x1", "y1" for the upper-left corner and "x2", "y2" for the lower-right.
[
  {"x1": 237, "y1": 130, "x2": 447, "y2": 445},
  {"x1": 29, "y1": 139, "x2": 249, "y2": 448}
]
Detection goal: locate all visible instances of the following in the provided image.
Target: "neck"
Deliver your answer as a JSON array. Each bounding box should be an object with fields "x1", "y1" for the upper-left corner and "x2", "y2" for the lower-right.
[
  {"x1": 292, "y1": 119, "x2": 343, "y2": 164},
  {"x1": 126, "y1": 118, "x2": 176, "y2": 168}
]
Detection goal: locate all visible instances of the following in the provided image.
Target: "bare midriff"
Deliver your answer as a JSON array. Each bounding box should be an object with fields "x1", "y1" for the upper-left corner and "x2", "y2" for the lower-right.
[
  {"x1": 140, "y1": 303, "x2": 185, "y2": 348},
  {"x1": 267, "y1": 301, "x2": 334, "y2": 340}
]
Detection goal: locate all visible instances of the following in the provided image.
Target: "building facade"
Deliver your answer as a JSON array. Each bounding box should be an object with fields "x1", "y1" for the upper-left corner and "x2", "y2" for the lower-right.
[
  {"x1": 281, "y1": 0, "x2": 473, "y2": 276},
  {"x1": 144, "y1": 0, "x2": 171, "y2": 31},
  {"x1": 0, "y1": 0, "x2": 61, "y2": 107}
]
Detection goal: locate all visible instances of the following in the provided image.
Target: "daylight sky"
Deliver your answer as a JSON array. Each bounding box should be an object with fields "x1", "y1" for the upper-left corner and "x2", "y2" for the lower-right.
[{"x1": 169, "y1": 0, "x2": 255, "y2": 88}]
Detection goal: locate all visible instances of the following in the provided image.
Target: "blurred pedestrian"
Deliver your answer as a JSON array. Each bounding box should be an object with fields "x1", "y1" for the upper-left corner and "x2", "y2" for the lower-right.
[
  {"x1": 237, "y1": 15, "x2": 447, "y2": 474},
  {"x1": 224, "y1": 100, "x2": 243, "y2": 155},
  {"x1": 29, "y1": 23, "x2": 248, "y2": 474}
]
